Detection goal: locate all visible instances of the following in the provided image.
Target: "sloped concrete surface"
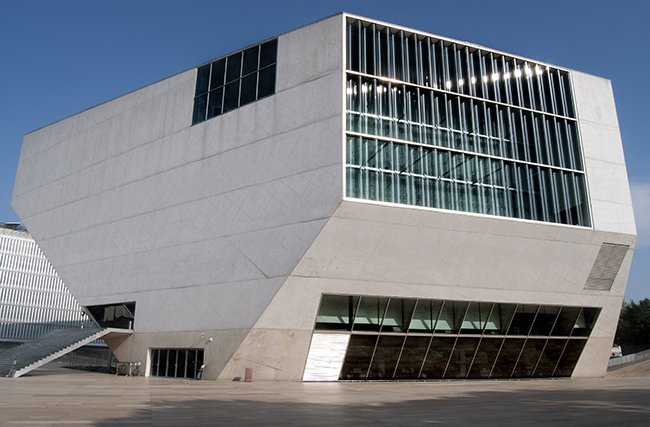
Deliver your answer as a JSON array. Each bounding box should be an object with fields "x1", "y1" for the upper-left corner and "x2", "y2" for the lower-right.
[{"x1": 607, "y1": 358, "x2": 650, "y2": 378}]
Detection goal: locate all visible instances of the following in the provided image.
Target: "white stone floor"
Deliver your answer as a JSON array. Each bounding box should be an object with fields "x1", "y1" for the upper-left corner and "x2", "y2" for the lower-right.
[{"x1": 1, "y1": 361, "x2": 649, "y2": 426}]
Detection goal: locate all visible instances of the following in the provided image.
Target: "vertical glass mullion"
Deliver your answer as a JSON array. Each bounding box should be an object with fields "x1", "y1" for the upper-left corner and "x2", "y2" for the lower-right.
[
  {"x1": 360, "y1": 23, "x2": 368, "y2": 74},
  {"x1": 555, "y1": 71, "x2": 569, "y2": 118},
  {"x1": 396, "y1": 31, "x2": 406, "y2": 82},
  {"x1": 559, "y1": 119, "x2": 573, "y2": 169},
  {"x1": 433, "y1": 40, "x2": 444, "y2": 90},
  {"x1": 480, "y1": 53, "x2": 489, "y2": 100},
  {"x1": 576, "y1": 174, "x2": 591, "y2": 227},
  {"x1": 465, "y1": 99, "x2": 476, "y2": 153},
  {"x1": 545, "y1": 69, "x2": 558, "y2": 115},
  {"x1": 562, "y1": 73, "x2": 576, "y2": 119},
  {"x1": 536, "y1": 114, "x2": 550, "y2": 166},
  {"x1": 499, "y1": 56, "x2": 511, "y2": 104},
  {"x1": 529, "y1": 112, "x2": 542, "y2": 164},
  {"x1": 489, "y1": 53, "x2": 500, "y2": 103},
  {"x1": 564, "y1": 172, "x2": 578, "y2": 226},
  {"x1": 368, "y1": 24, "x2": 378, "y2": 76},
  {"x1": 569, "y1": 121, "x2": 583, "y2": 171},
  {"x1": 439, "y1": 93, "x2": 450, "y2": 148},
  {"x1": 429, "y1": 147, "x2": 439, "y2": 208},
  {"x1": 505, "y1": 162, "x2": 519, "y2": 219},
  {"x1": 409, "y1": 34, "x2": 419, "y2": 85},
  {"x1": 564, "y1": 119, "x2": 577, "y2": 170},
  {"x1": 442, "y1": 43, "x2": 452, "y2": 91},
  {"x1": 518, "y1": 164, "x2": 531, "y2": 220},
  {"x1": 378, "y1": 27, "x2": 388, "y2": 78},
  {"x1": 531, "y1": 166, "x2": 544, "y2": 222},
  {"x1": 554, "y1": 169, "x2": 569, "y2": 224},
  {"x1": 469, "y1": 49, "x2": 481, "y2": 98},
  {"x1": 571, "y1": 173, "x2": 585, "y2": 226},
  {"x1": 459, "y1": 47, "x2": 470, "y2": 95},
  {"x1": 422, "y1": 37, "x2": 433, "y2": 87},
  {"x1": 471, "y1": 156, "x2": 482, "y2": 213}
]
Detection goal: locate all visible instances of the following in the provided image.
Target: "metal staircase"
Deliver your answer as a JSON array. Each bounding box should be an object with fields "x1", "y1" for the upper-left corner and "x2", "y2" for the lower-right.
[{"x1": 1, "y1": 328, "x2": 119, "y2": 378}]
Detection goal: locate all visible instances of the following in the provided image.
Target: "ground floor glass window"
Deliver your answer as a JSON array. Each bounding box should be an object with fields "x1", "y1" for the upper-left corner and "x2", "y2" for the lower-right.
[
  {"x1": 309, "y1": 294, "x2": 600, "y2": 381},
  {"x1": 149, "y1": 349, "x2": 204, "y2": 379}
]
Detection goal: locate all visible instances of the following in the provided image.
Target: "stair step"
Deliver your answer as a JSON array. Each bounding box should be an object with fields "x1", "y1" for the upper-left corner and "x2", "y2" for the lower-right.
[{"x1": 2, "y1": 328, "x2": 110, "y2": 377}]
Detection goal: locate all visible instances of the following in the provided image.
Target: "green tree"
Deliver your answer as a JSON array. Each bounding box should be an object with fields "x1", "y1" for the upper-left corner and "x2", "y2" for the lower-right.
[{"x1": 615, "y1": 298, "x2": 650, "y2": 355}]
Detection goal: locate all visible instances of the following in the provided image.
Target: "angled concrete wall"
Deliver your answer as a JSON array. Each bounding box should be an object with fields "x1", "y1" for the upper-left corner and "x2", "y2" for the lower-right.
[{"x1": 13, "y1": 13, "x2": 344, "y2": 379}]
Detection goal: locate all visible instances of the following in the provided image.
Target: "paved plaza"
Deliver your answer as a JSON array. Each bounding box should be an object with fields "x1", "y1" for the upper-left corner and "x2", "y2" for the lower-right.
[{"x1": 1, "y1": 361, "x2": 649, "y2": 426}]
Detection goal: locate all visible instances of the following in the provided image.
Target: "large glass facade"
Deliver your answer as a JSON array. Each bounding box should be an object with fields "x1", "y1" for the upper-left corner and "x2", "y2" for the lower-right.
[
  {"x1": 345, "y1": 19, "x2": 590, "y2": 227},
  {"x1": 314, "y1": 294, "x2": 600, "y2": 381},
  {"x1": 192, "y1": 39, "x2": 277, "y2": 125}
]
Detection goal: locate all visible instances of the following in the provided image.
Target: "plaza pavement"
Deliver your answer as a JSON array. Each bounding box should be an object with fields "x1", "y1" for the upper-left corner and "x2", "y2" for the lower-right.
[{"x1": 0, "y1": 361, "x2": 649, "y2": 426}]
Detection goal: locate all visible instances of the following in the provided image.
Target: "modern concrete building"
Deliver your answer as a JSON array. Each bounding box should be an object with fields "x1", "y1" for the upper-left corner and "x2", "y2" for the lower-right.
[
  {"x1": 12, "y1": 13, "x2": 635, "y2": 381},
  {"x1": 0, "y1": 223, "x2": 93, "y2": 343}
]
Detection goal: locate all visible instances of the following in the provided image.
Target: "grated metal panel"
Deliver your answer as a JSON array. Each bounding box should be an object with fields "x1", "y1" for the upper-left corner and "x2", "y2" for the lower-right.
[{"x1": 584, "y1": 243, "x2": 629, "y2": 291}]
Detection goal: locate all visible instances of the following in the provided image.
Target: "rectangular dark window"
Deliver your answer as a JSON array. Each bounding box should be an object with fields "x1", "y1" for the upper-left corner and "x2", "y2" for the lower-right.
[
  {"x1": 149, "y1": 348, "x2": 205, "y2": 379},
  {"x1": 192, "y1": 39, "x2": 277, "y2": 125}
]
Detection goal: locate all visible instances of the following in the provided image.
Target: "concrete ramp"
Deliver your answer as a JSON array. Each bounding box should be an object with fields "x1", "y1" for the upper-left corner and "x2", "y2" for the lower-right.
[{"x1": 1, "y1": 328, "x2": 130, "y2": 377}]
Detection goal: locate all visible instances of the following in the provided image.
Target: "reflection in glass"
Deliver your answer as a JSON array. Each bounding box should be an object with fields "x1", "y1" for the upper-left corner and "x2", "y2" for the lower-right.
[
  {"x1": 461, "y1": 302, "x2": 493, "y2": 334},
  {"x1": 368, "y1": 335, "x2": 405, "y2": 379},
  {"x1": 436, "y1": 301, "x2": 468, "y2": 333},
  {"x1": 507, "y1": 305, "x2": 538, "y2": 336},
  {"x1": 554, "y1": 339, "x2": 587, "y2": 377},
  {"x1": 314, "y1": 295, "x2": 598, "y2": 380},
  {"x1": 420, "y1": 337, "x2": 455, "y2": 379},
  {"x1": 354, "y1": 297, "x2": 388, "y2": 332},
  {"x1": 533, "y1": 339, "x2": 566, "y2": 377},
  {"x1": 512, "y1": 338, "x2": 545, "y2": 378},
  {"x1": 259, "y1": 39, "x2": 278, "y2": 69},
  {"x1": 409, "y1": 300, "x2": 443, "y2": 333},
  {"x1": 196, "y1": 65, "x2": 210, "y2": 95},
  {"x1": 531, "y1": 306, "x2": 560, "y2": 336},
  {"x1": 226, "y1": 52, "x2": 242, "y2": 83},
  {"x1": 192, "y1": 95, "x2": 208, "y2": 125},
  {"x1": 242, "y1": 46, "x2": 259, "y2": 76},
  {"x1": 239, "y1": 73, "x2": 257, "y2": 106},
  {"x1": 258, "y1": 66, "x2": 276, "y2": 98},
  {"x1": 552, "y1": 306, "x2": 581, "y2": 336},
  {"x1": 382, "y1": 298, "x2": 416, "y2": 333},
  {"x1": 572, "y1": 308, "x2": 600, "y2": 337},
  {"x1": 316, "y1": 295, "x2": 359, "y2": 331},
  {"x1": 491, "y1": 338, "x2": 525, "y2": 378},
  {"x1": 207, "y1": 87, "x2": 223, "y2": 119},
  {"x1": 340, "y1": 335, "x2": 378, "y2": 380},
  {"x1": 468, "y1": 338, "x2": 502, "y2": 379},
  {"x1": 209, "y1": 58, "x2": 226, "y2": 90},
  {"x1": 445, "y1": 337, "x2": 480, "y2": 378},
  {"x1": 485, "y1": 303, "x2": 515, "y2": 335},
  {"x1": 223, "y1": 80, "x2": 240, "y2": 112},
  {"x1": 394, "y1": 336, "x2": 430, "y2": 379}
]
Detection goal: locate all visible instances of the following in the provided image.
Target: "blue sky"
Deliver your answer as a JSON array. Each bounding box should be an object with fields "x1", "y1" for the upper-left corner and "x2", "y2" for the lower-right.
[{"x1": 1, "y1": 0, "x2": 648, "y2": 301}]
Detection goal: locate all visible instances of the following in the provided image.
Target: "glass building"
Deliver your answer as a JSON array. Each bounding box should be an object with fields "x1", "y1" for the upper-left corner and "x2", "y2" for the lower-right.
[
  {"x1": 0, "y1": 223, "x2": 93, "y2": 342},
  {"x1": 13, "y1": 13, "x2": 635, "y2": 381}
]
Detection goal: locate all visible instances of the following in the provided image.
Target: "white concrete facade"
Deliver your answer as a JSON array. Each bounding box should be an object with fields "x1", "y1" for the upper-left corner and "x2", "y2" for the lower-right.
[{"x1": 12, "y1": 13, "x2": 635, "y2": 381}]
